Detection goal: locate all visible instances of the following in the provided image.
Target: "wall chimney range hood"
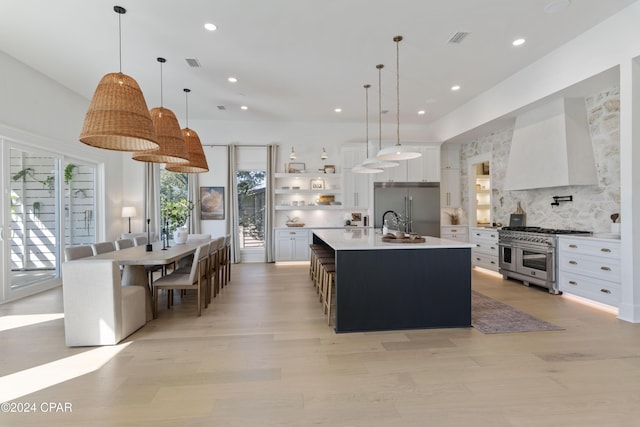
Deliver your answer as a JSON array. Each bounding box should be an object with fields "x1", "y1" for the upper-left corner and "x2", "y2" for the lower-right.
[{"x1": 503, "y1": 98, "x2": 597, "y2": 191}]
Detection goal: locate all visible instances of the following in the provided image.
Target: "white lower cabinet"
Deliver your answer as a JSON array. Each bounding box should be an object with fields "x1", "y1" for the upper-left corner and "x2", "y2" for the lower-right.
[
  {"x1": 275, "y1": 229, "x2": 310, "y2": 261},
  {"x1": 440, "y1": 226, "x2": 468, "y2": 242},
  {"x1": 558, "y1": 236, "x2": 621, "y2": 307},
  {"x1": 470, "y1": 227, "x2": 499, "y2": 271}
]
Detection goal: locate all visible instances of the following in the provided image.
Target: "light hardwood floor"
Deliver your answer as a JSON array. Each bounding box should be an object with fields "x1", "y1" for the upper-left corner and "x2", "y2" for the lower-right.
[{"x1": 1, "y1": 263, "x2": 640, "y2": 426}]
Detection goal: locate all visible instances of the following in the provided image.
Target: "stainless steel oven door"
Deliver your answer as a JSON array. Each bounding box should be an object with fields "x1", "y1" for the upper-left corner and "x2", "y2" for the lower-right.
[
  {"x1": 498, "y1": 243, "x2": 515, "y2": 272},
  {"x1": 514, "y1": 242, "x2": 553, "y2": 283}
]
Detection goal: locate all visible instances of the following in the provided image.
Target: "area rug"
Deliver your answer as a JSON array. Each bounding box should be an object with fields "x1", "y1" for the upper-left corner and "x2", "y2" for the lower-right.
[{"x1": 472, "y1": 290, "x2": 564, "y2": 334}]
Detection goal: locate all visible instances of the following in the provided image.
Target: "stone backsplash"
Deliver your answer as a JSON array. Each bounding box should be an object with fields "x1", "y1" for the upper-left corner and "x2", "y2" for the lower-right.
[{"x1": 460, "y1": 87, "x2": 620, "y2": 234}]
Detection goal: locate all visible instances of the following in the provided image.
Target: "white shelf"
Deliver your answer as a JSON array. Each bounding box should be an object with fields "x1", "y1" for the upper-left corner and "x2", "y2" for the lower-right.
[
  {"x1": 275, "y1": 205, "x2": 343, "y2": 211},
  {"x1": 275, "y1": 173, "x2": 342, "y2": 179},
  {"x1": 275, "y1": 189, "x2": 341, "y2": 195}
]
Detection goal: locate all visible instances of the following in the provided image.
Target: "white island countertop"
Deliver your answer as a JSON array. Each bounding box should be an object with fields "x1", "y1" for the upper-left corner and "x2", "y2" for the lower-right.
[{"x1": 312, "y1": 228, "x2": 474, "y2": 251}]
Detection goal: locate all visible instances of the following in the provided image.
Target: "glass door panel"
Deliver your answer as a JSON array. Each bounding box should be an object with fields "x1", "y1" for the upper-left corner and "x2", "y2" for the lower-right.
[{"x1": 8, "y1": 147, "x2": 59, "y2": 293}]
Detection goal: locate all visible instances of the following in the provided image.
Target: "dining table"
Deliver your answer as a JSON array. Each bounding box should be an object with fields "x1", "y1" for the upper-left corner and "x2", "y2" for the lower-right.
[{"x1": 89, "y1": 240, "x2": 210, "y2": 321}]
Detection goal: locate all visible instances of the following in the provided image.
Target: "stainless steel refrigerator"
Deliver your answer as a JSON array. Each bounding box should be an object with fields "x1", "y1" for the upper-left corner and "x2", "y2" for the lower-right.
[{"x1": 374, "y1": 182, "x2": 441, "y2": 237}]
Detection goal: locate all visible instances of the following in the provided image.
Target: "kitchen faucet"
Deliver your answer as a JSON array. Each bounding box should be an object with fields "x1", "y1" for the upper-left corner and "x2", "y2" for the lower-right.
[{"x1": 381, "y1": 210, "x2": 399, "y2": 233}]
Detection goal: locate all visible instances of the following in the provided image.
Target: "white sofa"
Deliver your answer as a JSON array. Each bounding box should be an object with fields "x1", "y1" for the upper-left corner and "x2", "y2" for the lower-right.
[{"x1": 62, "y1": 260, "x2": 146, "y2": 347}]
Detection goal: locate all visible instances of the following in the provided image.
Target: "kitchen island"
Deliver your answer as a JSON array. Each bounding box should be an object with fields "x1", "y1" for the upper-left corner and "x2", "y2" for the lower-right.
[{"x1": 312, "y1": 228, "x2": 474, "y2": 332}]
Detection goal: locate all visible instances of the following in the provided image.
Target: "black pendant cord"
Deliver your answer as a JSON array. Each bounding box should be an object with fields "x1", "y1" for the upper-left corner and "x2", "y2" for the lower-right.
[
  {"x1": 184, "y1": 88, "x2": 191, "y2": 128},
  {"x1": 394, "y1": 36, "x2": 402, "y2": 147},
  {"x1": 157, "y1": 58, "x2": 166, "y2": 108},
  {"x1": 114, "y1": 6, "x2": 126, "y2": 73},
  {"x1": 364, "y1": 84, "x2": 370, "y2": 158},
  {"x1": 377, "y1": 64, "x2": 384, "y2": 151}
]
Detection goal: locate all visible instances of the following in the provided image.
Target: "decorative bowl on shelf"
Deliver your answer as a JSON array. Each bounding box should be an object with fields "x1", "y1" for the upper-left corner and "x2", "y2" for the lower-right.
[{"x1": 286, "y1": 222, "x2": 305, "y2": 227}]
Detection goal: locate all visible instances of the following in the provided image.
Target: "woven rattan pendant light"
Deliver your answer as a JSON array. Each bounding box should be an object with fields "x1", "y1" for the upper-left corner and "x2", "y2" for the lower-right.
[
  {"x1": 132, "y1": 58, "x2": 189, "y2": 164},
  {"x1": 79, "y1": 6, "x2": 158, "y2": 152},
  {"x1": 166, "y1": 89, "x2": 209, "y2": 173}
]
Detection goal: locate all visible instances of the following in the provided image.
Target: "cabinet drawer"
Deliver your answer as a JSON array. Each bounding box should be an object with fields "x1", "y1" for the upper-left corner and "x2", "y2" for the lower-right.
[
  {"x1": 558, "y1": 237, "x2": 620, "y2": 259},
  {"x1": 473, "y1": 241, "x2": 498, "y2": 256},
  {"x1": 472, "y1": 254, "x2": 499, "y2": 271},
  {"x1": 470, "y1": 228, "x2": 498, "y2": 241},
  {"x1": 559, "y1": 252, "x2": 621, "y2": 283},
  {"x1": 558, "y1": 271, "x2": 620, "y2": 307},
  {"x1": 275, "y1": 229, "x2": 309, "y2": 238}
]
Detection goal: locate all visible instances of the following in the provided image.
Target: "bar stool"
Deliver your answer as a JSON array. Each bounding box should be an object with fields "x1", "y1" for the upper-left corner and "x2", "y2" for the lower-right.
[{"x1": 321, "y1": 263, "x2": 336, "y2": 325}]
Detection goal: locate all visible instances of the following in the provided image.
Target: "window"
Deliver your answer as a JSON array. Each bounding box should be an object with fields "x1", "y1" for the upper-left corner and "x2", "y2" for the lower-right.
[
  {"x1": 159, "y1": 167, "x2": 190, "y2": 235},
  {"x1": 236, "y1": 170, "x2": 265, "y2": 248}
]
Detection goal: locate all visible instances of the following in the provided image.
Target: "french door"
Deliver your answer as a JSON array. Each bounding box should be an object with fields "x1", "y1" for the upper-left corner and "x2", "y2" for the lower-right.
[{"x1": 1, "y1": 139, "x2": 97, "y2": 302}]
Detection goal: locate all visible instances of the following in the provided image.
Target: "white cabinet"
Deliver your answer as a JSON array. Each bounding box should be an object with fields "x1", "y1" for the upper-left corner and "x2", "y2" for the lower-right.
[
  {"x1": 470, "y1": 227, "x2": 499, "y2": 271},
  {"x1": 440, "y1": 169, "x2": 461, "y2": 208},
  {"x1": 274, "y1": 173, "x2": 343, "y2": 211},
  {"x1": 275, "y1": 228, "x2": 310, "y2": 261},
  {"x1": 441, "y1": 145, "x2": 461, "y2": 169},
  {"x1": 440, "y1": 145, "x2": 461, "y2": 208},
  {"x1": 342, "y1": 145, "x2": 370, "y2": 208},
  {"x1": 374, "y1": 145, "x2": 440, "y2": 183},
  {"x1": 407, "y1": 146, "x2": 440, "y2": 182},
  {"x1": 441, "y1": 226, "x2": 468, "y2": 242},
  {"x1": 558, "y1": 236, "x2": 621, "y2": 307}
]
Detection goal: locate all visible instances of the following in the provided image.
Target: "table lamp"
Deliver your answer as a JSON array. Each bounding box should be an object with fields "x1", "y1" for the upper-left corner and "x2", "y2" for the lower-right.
[{"x1": 121, "y1": 206, "x2": 137, "y2": 233}]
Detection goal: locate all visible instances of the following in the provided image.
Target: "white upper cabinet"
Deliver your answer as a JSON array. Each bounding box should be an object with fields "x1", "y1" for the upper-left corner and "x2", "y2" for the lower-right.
[
  {"x1": 441, "y1": 144, "x2": 461, "y2": 169},
  {"x1": 341, "y1": 144, "x2": 370, "y2": 208},
  {"x1": 374, "y1": 145, "x2": 440, "y2": 182}
]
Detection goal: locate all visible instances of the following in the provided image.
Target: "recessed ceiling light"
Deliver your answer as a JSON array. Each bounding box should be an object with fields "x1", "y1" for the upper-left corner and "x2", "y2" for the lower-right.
[
  {"x1": 240, "y1": 105, "x2": 248, "y2": 110},
  {"x1": 451, "y1": 85, "x2": 461, "y2": 91},
  {"x1": 418, "y1": 110, "x2": 426, "y2": 115},
  {"x1": 228, "y1": 77, "x2": 238, "y2": 83},
  {"x1": 334, "y1": 108, "x2": 342, "y2": 113},
  {"x1": 512, "y1": 38, "x2": 526, "y2": 46},
  {"x1": 544, "y1": 0, "x2": 571, "y2": 15},
  {"x1": 204, "y1": 23, "x2": 217, "y2": 31}
]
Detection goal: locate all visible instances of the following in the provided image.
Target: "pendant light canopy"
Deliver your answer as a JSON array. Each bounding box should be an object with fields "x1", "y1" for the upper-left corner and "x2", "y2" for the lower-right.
[
  {"x1": 353, "y1": 84, "x2": 382, "y2": 174},
  {"x1": 376, "y1": 36, "x2": 422, "y2": 161},
  {"x1": 361, "y1": 64, "x2": 399, "y2": 170},
  {"x1": 132, "y1": 58, "x2": 188, "y2": 164},
  {"x1": 166, "y1": 89, "x2": 209, "y2": 173},
  {"x1": 79, "y1": 6, "x2": 158, "y2": 152}
]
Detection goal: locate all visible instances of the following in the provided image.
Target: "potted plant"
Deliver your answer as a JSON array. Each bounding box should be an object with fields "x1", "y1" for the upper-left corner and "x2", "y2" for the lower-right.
[
  {"x1": 446, "y1": 211, "x2": 459, "y2": 225},
  {"x1": 161, "y1": 199, "x2": 194, "y2": 243}
]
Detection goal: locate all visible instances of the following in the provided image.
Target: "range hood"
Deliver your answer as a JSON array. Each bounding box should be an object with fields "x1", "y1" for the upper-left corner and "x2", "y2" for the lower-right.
[{"x1": 503, "y1": 98, "x2": 597, "y2": 191}]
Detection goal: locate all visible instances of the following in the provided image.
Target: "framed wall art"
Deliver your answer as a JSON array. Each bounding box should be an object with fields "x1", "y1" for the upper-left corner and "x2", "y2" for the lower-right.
[
  {"x1": 310, "y1": 179, "x2": 325, "y2": 190},
  {"x1": 200, "y1": 186, "x2": 225, "y2": 220}
]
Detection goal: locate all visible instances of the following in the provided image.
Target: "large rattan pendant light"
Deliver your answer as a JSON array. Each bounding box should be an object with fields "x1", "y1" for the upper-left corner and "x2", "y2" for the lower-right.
[
  {"x1": 79, "y1": 6, "x2": 158, "y2": 152},
  {"x1": 377, "y1": 36, "x2": 422, "y2": 161},
  {"x1": 132, "y1": 58, "x2": 189, "y2": 164},
  {"x1": 361, "y1": 64, "x2": 399, "y2": 170},
  {"x1": 166, "y1": 89, "x2": 209, "y2": 173},
  {"x1": 352, "y1": 84, "x2": 382, "y2": 174}
]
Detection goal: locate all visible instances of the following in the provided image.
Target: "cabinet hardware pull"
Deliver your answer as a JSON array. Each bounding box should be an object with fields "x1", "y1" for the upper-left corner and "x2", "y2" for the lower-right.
[
  {"x1": 600, "y1": 266, "x2": 611, "y2": 271},
  {"x1": 568, "y1": 280, "x2": 578, "y2": 285},
  {"x1": 600, "y1": 248, "x2": 611, "y2": 253},
  {"x1": 451, "y1": 229, "x2": 457, "y2": 232},
  {"x1": 600, "y1": 289, "x2": 612, "y2": 294},
  {"x1": 569, "y1": 244, "x2": 578, "y2": 248},
  {"x1": 569, "y1": 260, "x2": 578, "y2": 265},
  {"x1": 490, "y1": 246, "x2": 496, "y2": 250}
]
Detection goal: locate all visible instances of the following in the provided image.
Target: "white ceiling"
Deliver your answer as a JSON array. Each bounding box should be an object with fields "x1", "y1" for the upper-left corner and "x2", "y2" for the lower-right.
[{"x1": 0, "y1": 0, "x2": 636, "y2": 128}]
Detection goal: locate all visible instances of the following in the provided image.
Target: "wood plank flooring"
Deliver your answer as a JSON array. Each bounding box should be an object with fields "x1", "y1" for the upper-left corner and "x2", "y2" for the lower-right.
[{"x1": 1, "y1": 263, "x2": 640, "y2": 426}]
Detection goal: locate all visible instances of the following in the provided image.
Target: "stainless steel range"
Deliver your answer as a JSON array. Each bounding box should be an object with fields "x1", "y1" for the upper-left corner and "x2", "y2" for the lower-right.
[{"x1": 498, "y1": 227, "x2": 591, "y2": 294}]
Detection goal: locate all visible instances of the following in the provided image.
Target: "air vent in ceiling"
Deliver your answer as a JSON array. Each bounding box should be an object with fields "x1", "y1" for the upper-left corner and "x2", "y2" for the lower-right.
[
  {"x1": 448, "y1": 32, "x2": 470, "y2": 44},
  {"x1": 217, "y1": 105, "x2": 226, "y2": 110},
  {"x1": 185, "y1": 58, "x2": 201, "y2": 67}
]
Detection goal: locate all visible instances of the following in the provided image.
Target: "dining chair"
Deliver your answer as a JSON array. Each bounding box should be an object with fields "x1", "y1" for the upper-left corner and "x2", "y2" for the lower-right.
[
  {"x1": 133, "y1": 236, "x2": 148, "y2": 246},
  {"x1": 207, "y1": 237, "x2": 224, "y2": 303},
  {"x1": 91, "y1": 241, "x2": 116, "y2": 256},
  {"x1": 115, "y1": 238, "x2": 134, "y2": 250},
  {"x1": 152, "y1": 242, "x2": 209, "y2": 318},
  {"x1": 64, "y1": 245, "x2": 94, "y2": 261}
]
